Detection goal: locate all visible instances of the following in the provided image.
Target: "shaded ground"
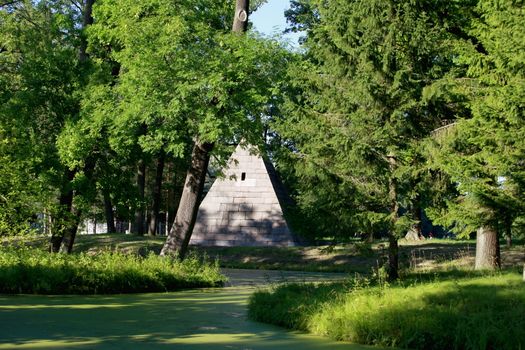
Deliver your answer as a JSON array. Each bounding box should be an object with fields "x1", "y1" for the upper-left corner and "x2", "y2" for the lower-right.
[
  {"x1": 0, "y1": 270, "x2": 371, "y2": 350},
  {"x1": 400, "y1": 240, "x2": 525, "y2": 270},
  {"x1": 3, "y1": 234, "x2": 524, "y2": 273}
]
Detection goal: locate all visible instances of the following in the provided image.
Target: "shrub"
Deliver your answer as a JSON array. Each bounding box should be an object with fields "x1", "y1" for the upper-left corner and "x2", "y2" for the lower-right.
[
  {"x1": 249, "y1": 273, "x2": 525, "y2": 350},
  {"x1": 0, "y1": 247, "x2": 226, "y2": 294}
]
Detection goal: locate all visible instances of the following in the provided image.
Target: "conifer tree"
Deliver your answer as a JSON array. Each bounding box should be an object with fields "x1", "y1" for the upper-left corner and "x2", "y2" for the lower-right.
[
  {"x1": 427, "y1": 0, "x2": 525, "y2": 270},
  {"x1": 279, "y1": 0, "x2": 467, "y2": 279}
]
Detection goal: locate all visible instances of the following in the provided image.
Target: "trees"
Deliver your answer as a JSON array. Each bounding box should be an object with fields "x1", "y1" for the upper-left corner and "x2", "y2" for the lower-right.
[
  {"x1": 50, "y1": 0, "x2": 96, "y2": 253},
  {"x1": 279, "y1": 0, "x2": 467, "y2": 279},
  {"x1": 0, "y1": 0, "x2": 90, "y2": 245},
  {"x1": 161, "y1": 0, "x2": 250, "y2": 258},
  {"x1": 87, "y1": 0, "x2": 290, "y2": 258},
  {"x1": 426, "y1": 0, "x2": 525, "y2": 270},
  {"x1": 161, "y1": 0, "x2": 292, "y2": 258}
]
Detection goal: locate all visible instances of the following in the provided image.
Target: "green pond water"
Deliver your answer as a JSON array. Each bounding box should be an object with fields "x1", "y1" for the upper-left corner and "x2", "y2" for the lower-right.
[{"x1": 0, "y1": 270, "x2": 372, "y2": 349}]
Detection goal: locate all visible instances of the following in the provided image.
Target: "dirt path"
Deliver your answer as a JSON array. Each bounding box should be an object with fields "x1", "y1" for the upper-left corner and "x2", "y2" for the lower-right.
[{"x1": 0, "y1": 270, "x2": 372, "y2": 350}]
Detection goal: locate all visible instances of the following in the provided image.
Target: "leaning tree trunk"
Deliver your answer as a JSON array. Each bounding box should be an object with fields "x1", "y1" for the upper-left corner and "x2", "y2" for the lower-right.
[
  {"x1": 160, "y1": 141, "x2": 213, "y2": 257},
  {"x1": 387, "y1": 154, "x2": 399, "y2": 281},
  {"x1": 59, "y1": 206, "x2": 82, "y2": 253},
  {"x1": 160, "y1": 0, "x2": 249, "y2": 258},
  {"x1": 148, "y1": 152, "x2": 165, "y2": 236},
  {"x1": 475, "y1": 226, "x2": 501, "y2": 270}
]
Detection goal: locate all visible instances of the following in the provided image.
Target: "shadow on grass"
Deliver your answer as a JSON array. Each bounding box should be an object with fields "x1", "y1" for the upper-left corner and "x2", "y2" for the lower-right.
[{"x1": 0, "y1": 288, "x2": 373, "y2": 350}]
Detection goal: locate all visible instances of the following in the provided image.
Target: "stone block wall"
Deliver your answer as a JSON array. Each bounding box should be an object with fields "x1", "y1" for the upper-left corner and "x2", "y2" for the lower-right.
[{"x1": 190, "y1": 144, "x2": 298, "y2": 247}]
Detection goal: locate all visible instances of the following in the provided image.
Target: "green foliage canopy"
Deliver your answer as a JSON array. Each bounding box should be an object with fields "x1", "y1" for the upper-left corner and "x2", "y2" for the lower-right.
[
  {"x1": 82, "y1": 0, "x2": 291, "y2": 164},
  {"x1": 277, "y1": 0, "x2": 465, "y2": 239}
]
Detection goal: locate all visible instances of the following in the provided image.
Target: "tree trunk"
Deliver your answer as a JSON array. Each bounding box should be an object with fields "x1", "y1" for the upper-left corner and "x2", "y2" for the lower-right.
[
  {"x1": 134, "y1": 159, "x2": 146, "y2": 235},
  {"x1": 475, "y1": 226, "x2": 501, "y2": 270},
  {"x1": 232, "y1": 0, "x2": 249, "y2": 33},
  {"x1": 148, "y1": 152, "x2": 165, "y2": 235},
  {"x1": 78, "y1": 0, "x2": 94, "y2": 63},
  {"x1": 103, "y1": 192, "x2": 116, "y2": 233},
  {"x1": 161, "y1": 0, "x2": 249, "y2": 259},
  {"x1": 160, "y1": 141, "x2": 213, "y2": 258},
  {"x1": 59, "y1": 154, "x2": 97, "y2": 253},
  {"x1": 50, "y1": 169, "x2": 76, "y2": 252},
  {"x1": 387, "y1": 154, "x2": 399, "y2": 281},
  {"x1": 59, "y1": 206, "x2": 82, "y2": 254}
]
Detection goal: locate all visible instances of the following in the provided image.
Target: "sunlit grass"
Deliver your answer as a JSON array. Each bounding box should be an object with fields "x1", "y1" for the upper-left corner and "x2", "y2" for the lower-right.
[
  {"x1": 0, "y1": 247, "x2": 226, "y2": 294},
  {"x1": 249, "y1": 272, "x2": 525, "y2": 350}
]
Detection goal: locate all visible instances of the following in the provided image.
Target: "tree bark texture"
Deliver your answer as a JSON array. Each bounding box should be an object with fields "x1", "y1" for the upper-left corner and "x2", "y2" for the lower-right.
[
  {"x1": 475, "y1": 226, "x2": 501, "y2": 270},
  {"x1": 134, "y1": 159, "x2": 146, "y2": 235},
  {"x1": 103, "y1": 191, "x2": 116, "y2": 233},
  {"x1": 148, "y1": 152, "x2": 165, "y2": 236},
  {"x1": 387, "y1": 154, "x2": 399, "y2": 281},
  {"x1": 160, "y1": 141, "x2": 213, "y2": 258},
  {"x1": 232, "y1": 0, "x2": 249, "y2": 33}
]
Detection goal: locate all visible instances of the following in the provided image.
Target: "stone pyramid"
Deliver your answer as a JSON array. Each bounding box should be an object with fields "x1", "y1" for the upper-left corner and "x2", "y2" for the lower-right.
[{"x1": 190, "y1": 144, "x2": 299, "y2": 247}]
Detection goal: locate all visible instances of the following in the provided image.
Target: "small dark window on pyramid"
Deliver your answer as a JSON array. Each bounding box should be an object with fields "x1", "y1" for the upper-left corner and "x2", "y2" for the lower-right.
[{"x1": 241, "y1": 172, "x2": 246, "y2": 181}]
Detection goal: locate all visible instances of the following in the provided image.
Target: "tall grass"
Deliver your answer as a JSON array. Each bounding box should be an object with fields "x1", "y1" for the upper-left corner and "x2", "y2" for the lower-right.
[
  {"x1": 249, "y1": 273, "x2": 525, "y2": 350},
  {"x1": 0, "y1": 247, "x2": 226, "y2": 294}
]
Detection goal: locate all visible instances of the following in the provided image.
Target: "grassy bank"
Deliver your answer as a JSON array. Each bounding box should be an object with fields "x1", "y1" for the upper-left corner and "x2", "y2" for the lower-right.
[
  {"x1": 249, "y1": 272, "x2": 525, "y2": 350},
  {"x1": 0, "y1": 247, "x2": 226, "y2": 294}
]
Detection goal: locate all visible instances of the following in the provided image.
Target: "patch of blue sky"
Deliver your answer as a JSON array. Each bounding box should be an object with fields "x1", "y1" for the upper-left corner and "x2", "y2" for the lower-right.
[{"x1": 250, "y1": 0, "x2": 302, "y2": 49}]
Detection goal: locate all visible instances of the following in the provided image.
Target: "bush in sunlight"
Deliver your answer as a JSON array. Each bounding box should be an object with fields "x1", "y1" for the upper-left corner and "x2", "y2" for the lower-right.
[
  {"x1": 249, "y1": 273, "x2": 525, "y2": 350},
  {"x1": 0, "y1": 247, "x2": 226, "y2": 294}
]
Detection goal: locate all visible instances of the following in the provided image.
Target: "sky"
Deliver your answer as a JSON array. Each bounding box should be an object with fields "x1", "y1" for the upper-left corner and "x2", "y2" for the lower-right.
[{"x1": 250, "y1": 0, "x2": 301, "y2": 47}]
